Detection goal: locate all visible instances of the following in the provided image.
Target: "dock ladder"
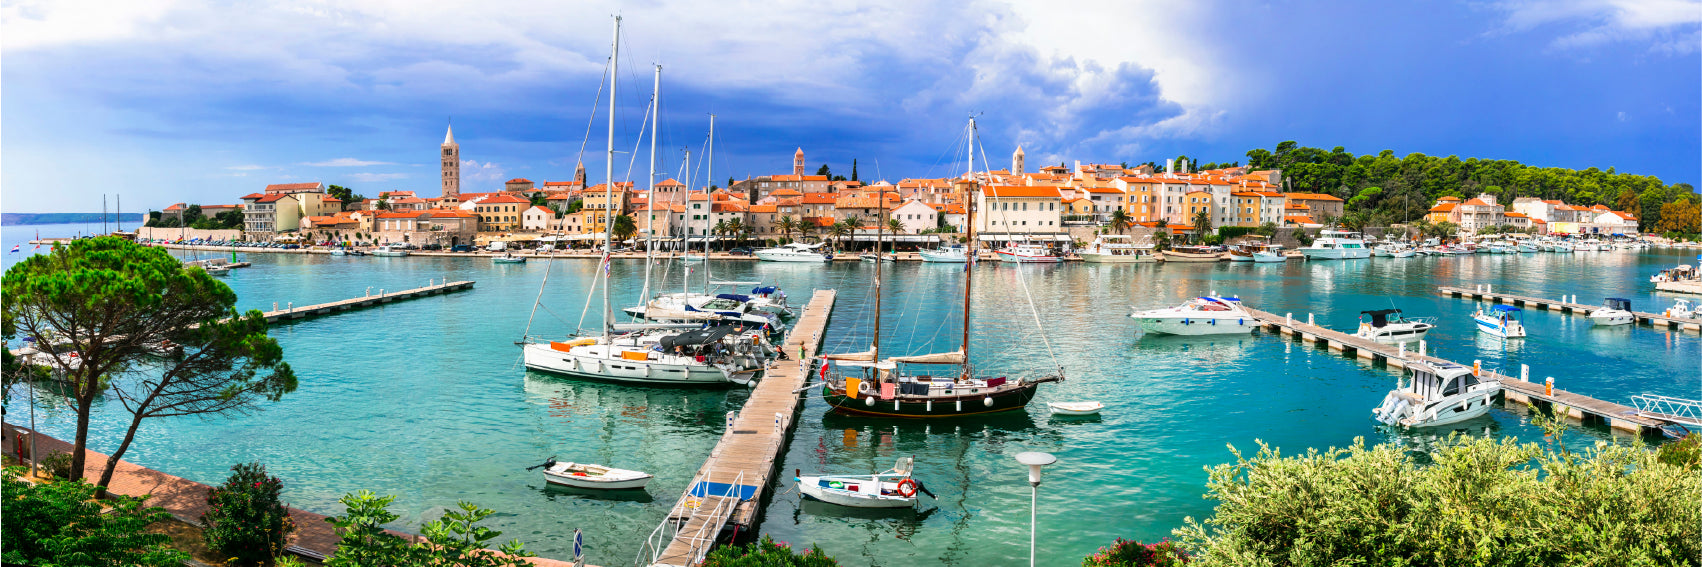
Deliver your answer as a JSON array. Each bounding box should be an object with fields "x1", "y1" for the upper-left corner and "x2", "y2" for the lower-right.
[{"x1": 637, "y1": 469, "x2": 749, "y2": 567}]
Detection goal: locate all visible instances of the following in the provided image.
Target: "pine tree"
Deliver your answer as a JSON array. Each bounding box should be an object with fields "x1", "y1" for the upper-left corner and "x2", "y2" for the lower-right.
[{"x1": 851, "y1": 159, "x2": 859, "y2": 182}]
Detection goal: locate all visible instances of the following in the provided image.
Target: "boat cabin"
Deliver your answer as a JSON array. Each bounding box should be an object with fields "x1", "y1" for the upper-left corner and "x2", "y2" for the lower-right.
[
  {"x1": 1406, "y1": 361, "x2": 1478, "y2": 401},
  {"x1": 1604, "y1": 298, "x2": 1632, "y2": 312}
]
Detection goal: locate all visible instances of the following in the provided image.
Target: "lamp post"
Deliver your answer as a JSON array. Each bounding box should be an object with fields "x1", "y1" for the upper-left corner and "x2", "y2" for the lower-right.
[{"x1": 1015, "y1": 451, "x2": 1056, "y2": 567}]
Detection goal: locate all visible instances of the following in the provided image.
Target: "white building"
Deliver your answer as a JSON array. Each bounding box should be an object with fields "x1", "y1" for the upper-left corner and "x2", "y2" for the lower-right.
[
  {"x1": 521, "y1": 205, "x2": 555, "y2": 231},
  {"x1": 889, "y1": 200, "x2": 938, "y2": 234},
  {"x1": 976, "y1": 185, "x2": 1063, "y2": 237}
]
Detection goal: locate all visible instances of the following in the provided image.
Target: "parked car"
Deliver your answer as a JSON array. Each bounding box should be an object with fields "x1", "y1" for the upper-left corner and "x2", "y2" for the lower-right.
[
  {"x1": 450, "y1": 244, "x2": 474, "y2": 253},
  {"x1": 420, "y1": 244, "x2": 443, "y2": 251},
  {"x1": 729, "y1": 247, "x2": 755, "y2": 256}
]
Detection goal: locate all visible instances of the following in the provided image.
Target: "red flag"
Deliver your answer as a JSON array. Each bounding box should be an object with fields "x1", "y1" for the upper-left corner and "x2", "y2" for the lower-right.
[{"x1": 818, "y1": 358, "x2": 828, "y2": 380}]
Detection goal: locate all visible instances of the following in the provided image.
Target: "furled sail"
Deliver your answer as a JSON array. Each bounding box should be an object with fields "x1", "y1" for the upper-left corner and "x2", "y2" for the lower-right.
[
  {"x1": 821, "y1": 347, "x2": 876, "y2": 362},
  {"x1": 885, "y1": 350, "x2": 966, "y2": 364}
]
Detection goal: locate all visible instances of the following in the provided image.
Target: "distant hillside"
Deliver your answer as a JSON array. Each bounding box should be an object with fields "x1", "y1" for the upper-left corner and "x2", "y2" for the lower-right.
[{"x1": 2, "y1": 213, "x2": 146, "y2": 226}]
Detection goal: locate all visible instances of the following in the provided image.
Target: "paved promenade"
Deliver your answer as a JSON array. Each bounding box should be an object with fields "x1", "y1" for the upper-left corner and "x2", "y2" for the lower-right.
[{"x1": 4, "y1": 425, "x2": 578, "y2": 566}]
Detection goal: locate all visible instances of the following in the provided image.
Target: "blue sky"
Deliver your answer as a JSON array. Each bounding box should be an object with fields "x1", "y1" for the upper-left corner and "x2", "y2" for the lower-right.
[{"x1": 3, "y1": 0, "x2": 1698, "y2": 213}]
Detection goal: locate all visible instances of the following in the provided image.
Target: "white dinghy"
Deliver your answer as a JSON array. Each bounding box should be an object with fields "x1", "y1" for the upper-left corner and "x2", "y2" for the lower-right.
[
  {"x1": 529, "y1": 457, "x2": 652, "y2": 490},
  {"x1": 795, "y1": 456, "x2": 933, "y2": 509},
  {"x1": 1047, "y1": 401, "x2": 1104, "y2": 416}
]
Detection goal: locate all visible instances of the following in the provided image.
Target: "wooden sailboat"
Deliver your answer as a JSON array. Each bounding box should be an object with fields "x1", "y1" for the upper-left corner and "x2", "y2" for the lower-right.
[{"x1": 820, "y1": 117, "x2": 1063, "y2": 418}]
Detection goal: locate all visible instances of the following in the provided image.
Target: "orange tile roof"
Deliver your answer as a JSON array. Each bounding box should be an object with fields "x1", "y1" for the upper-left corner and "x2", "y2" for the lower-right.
[
  {"x1": 655, "y1": 178, "x2": 684, "y2": 187},
  {"x1": 480, "y1": 195, "x2": 531, "y2": 204},
  {"x1": 801, "y1": 193, "x2": 840, "y2": 204},
  {"x1": 241, "y1": 193, "x2": 266, "y2": 200},
  {"x1": 835, "y1": 198, "x2": 881, "y2": 209},
  {"x1": 1285, "y1": 215, "x2": 1317, "y2": 224},
  {"x1": 1082, "y1": 186, "x2": 1124, "y2": 194},
  {"x1": 1429, "y1": 203, "x2": 1458, "y2": 212},
  {"x1": 770, "y1": 188, "x2": 803, "y2": 196},
  {"x1": 1502, "y1": 211, "x2": 1528, "y2": 218},
  {"x1": 983, "y1": 185, "x2": 1062, "y2": 198},
  {"x1": 776, "y1": 197, "x2": 803, "y2": 207},
  {"x1": 749, "y1": 204, "x2": 778, "y2": 213},
  {"x1": 1284, "y1": 192, "x2": 1344, "y2": 202},
  {"x1": 1437, "y1": 195, "x2": 1461, "y2": 202},
  {"x1": 506, "y1": 178, "x2": 532, "y2": 183},
  {"x1": 265, "y1": 182, "x2": 322, "y2": 192},
  {"x1": 1286, "y1": 203, "x2": 1311, "y2": 210}
]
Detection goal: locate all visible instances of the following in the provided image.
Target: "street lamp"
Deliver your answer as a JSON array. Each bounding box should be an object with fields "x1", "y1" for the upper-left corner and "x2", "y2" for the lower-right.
[{"x1": 1015, "y1": 451, "x2": 1056, "y2": 567}]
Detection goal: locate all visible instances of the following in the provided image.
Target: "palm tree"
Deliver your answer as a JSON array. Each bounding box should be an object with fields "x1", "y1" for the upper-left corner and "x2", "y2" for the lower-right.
[
  {"x1": 1151, "y1": 229, "x2": 1172, "y2": 252},
  {"x1": 1340, "y1": 211, "x2": 1368, "y2": 233},
  {"x1": 825, "y1": 221, "x2": 852, "y2": 250},
  {"x1": 1109, "y1": 209, "x2": 1132, "y2": 234},
  {"x1": 611, "y1": 214, "x2": 637, "y2": 242},
  {"x1": 776, "y1": 215, "x2": 798, "y2": 243},
  {"x1": 724, "y1": 219, "x2": 746, "y2": 247},
  {"x1": 1190, "y1": 210, "x2": 1213, "y2": 243},
  {"x1": 887, "y1": 218, "x2": 903, "y2": 234}
]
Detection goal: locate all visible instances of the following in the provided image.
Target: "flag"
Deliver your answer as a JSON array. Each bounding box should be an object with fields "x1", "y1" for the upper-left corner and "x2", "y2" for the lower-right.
[
  {"x1": 818, "y1": 358, "x2": 828, "y2": 380},
  {"x1": 8, "y1": 245, "x2": 18, "y2": 253}
]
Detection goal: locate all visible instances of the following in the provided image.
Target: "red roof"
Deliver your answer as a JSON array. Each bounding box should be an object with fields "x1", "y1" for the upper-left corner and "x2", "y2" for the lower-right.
[
  {"x1": 983, "y1": 186, "x2": 1063, "y2": 198},
  {"x1": 1284, "y1": 192, "x2": 1343, "y2": 202},
  {"x1": 771, "y1": 188, "x2": 803, "y2": 197},
  {"x1": 241, "y1": 193, "x2": 266, "y2": 200},
  {"x1": 479, "y1": 195, "x2": 530, "y2": 204},
  {"x1": 1461, "y1": 198, "x2": 1492, "y2": 206},
  {"x1": 1285, "y1": 215, "x2": 1317, "y2": 224},
  {"x1": 749, "y1": 204, "x2": 778, "y2": 213},
  {"x1": 801, "y1": 193, "x2": 840, "y2": 204},
  {"x1": 255, "y1": 194, "x2": 291, "y2": 203},
  {"x1": 1429, "y1": 203, "x2": 1458, "y2": 213},
  {"x1": 506, "y1": 178, "x2": 533, "y2": 183}
]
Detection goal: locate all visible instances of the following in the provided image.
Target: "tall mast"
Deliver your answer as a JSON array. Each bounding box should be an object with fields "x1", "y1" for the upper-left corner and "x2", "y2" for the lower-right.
[
  {"x1": 641, "y1": 63, "x2": 659, "y2": 308},
  {"x1": 961, "y1": 117, "x2": 978, "y2": 373},
  {"x1": 602, "y1": 15, "x2": 620, "y2": 339},
  {"x1": 873, "y1": 192, "x2": 884, "y2": 362},
  {"x1": 704, "y1": 114, "x2": 715, "y2": 295}
]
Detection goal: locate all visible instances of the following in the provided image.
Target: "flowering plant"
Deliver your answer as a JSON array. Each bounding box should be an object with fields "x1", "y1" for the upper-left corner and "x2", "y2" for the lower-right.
[
  {"x1": 1083, "y1": 538, "x2": 1189, "y2": 567},
  {"x1": 201, "y1": 462, "x2": 295, "y2": 566}
]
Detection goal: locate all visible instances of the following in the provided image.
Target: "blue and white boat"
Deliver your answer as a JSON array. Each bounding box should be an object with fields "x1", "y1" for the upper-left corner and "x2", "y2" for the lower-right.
[{"x1": 1473, "y1": 305, "x2": 1526, "y2": 338}]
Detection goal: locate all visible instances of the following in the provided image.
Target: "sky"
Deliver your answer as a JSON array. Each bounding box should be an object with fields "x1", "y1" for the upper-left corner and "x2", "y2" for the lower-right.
[{"x1": 2, "y1": 0, "x2": 1699, "y2": 213}]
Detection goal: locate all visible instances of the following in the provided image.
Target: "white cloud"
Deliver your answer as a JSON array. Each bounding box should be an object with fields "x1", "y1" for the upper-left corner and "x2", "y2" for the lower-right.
[
  {"x1": 460, "y1": 159, "x2": 506, "y2": 187},
  {"x1": 349, "y1": 172, "x2": 407, "y2": 182},
  {"x1": 302, "y1": 158, "x2": 396, "y2": 167},
  {"x1": 1488, "y1": 0, "x2": 1702, "y2": 53}
]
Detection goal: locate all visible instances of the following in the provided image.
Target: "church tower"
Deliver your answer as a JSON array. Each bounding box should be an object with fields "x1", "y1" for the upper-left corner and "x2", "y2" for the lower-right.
[
  {"x1": 1012, "y1": 145, "x2": 1026, "y2": 175},
  {"x1": 794, "y1": 148, "x2": 805, "y2": 176},
  {"x1": 441, "y1": 123, "x2": 460, "y2": 198},
  {"x1": 574, "y1": 161, "x2": 587, "y2": 187}
]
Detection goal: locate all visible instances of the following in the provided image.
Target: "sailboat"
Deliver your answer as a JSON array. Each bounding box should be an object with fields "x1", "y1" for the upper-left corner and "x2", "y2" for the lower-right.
[
  {"x1": 520, "y1": 17, "x2": 771, "y2": 386},
  {"x1": 818, "y1": 117, "x2": 1063, "y2": 417}
]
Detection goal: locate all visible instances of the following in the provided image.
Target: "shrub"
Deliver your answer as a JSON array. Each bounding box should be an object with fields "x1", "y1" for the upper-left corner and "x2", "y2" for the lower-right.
[
  {"x1": 325, "y1": 490, "x2": 532, "y2": 567},
  {"x1": 1, "y1": 465, "x2": 187, "y2": 566},
  {"x1": 1084, "y1": 538, "x2": 1188, "y2": 566},
  {"x1": 202, "y1": 462, "x2": 295, "y2": 566},
  {"x1": 40, "y1": 450, "x2": 74, "y2": 479},
  {"x1": 701, "y1": 535, "x2": 838, "y2": 567},
  {"x1": 1657, "y1": 432, "x2": 1702, "y2": 470},
  {"x1": 1174, "y1": 436, "x2": 1702, "y2": 566},
  {"x1": 1216, "y1": 226, "x2": 1254, "y2": 241}
]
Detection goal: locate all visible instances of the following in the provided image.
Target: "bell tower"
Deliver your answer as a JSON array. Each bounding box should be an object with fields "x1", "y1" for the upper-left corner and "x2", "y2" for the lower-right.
[
  {"x1": 794, "y1": 147, "x2": 805, "y2": 176},
  {"x1": 441, "y1": 122, "x2": 460, "y2": 198},
  {"x1": 1012, "y1": 145, "x2": 1026, "y2": 175}
]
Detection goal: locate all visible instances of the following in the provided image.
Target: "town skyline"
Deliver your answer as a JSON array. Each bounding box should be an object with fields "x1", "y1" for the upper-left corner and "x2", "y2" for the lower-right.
[{"x1": 3, "y1": 0, "x2": 1699, "y2": 213}]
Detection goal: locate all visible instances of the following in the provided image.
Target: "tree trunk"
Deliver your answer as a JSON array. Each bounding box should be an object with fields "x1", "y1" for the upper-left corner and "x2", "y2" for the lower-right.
[
  {"x1": 93, "y1": 412, "x2": 146, "y2": 500},
  {"x1": 71, "y1": 395, "x2": 94, "y2": 482}
]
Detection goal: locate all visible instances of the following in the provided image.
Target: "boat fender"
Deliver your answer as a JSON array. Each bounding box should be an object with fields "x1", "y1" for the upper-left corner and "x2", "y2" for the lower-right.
[
  {"x1": 956, "y1": 400, "x2": 962, "y2": 412},
  {"x1": 1239, "y1": 319, "x2": 1244, "y2": 325},
  {"x1": 895, "y1": 399, "x2": 901, "y2": 411},
  {"x1": 897, "y1": 479, "x2": 919, "y2": 498},
  {"x1": 983, "y1": 396, "x2": 993, "y2": 407},
  {"x1": 1210, "y1": 319, "x2": 1216, "y2": 325},
  {"x1": 865, "y1": 396, "x2": 875, "y2": 407},
  {"x1": 925, "y1": 400, "x2": 932, "y2": 412},
  {"x1": 1183, "y1": 318, "x2": 1189, "y2": 325}
]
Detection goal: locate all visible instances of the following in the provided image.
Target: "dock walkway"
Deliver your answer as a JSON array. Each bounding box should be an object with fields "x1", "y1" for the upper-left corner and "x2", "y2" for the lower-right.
[
  {"x1": 260, "y1": 280, "x2": 474, "y2": 324},
  {"x1": 1243, "y1": 306, "x2": 1671, "y2": 435},
  {"x1": 1435, "y1": 286, "x2": 1701, "y2": 332},
  {"x1": 641, "y1": 290, "x2": 837, "y2": 567}
]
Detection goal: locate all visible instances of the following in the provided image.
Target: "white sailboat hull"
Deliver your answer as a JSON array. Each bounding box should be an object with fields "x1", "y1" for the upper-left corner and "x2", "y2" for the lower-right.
[
  {"x1": 1079, "y1": 252, "x2": 1154, "y2": 263},
  {"x1": 918, "y1": 250, "x2": 967, "y2": 263},
  {"x1": 755, "y1": 250, "x2": 829, "y2": 262},
  {"x1": 521, "y1": 343, "x2": 734, "y2": 385}
]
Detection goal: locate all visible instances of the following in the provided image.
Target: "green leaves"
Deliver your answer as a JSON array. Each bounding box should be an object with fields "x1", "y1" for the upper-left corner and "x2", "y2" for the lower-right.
[
  {"x1": 0, "y1": 466, "x2": 188, "y2": 567},
  {"x1": 325, "y1": 491, "x2": 532, "y2": 567},
  {"x1": 202, "y1": 462, "x2": 295, "y2": 566}
]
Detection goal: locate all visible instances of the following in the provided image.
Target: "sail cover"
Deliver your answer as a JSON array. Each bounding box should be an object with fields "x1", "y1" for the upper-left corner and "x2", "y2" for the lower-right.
[
  {"x1": 659, "y1": 326, "x2": 736, "y2": 349},
  {"x1": 885, "y1": 350, "x2": 966, "y2": 364},
  {"x1": 821, "y1": 348, "x2": 876, "y2": 362}
]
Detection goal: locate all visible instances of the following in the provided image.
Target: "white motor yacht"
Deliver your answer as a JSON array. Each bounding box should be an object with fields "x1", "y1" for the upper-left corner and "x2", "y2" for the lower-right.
[
  {"x1": 1080, "y1": 235, "x2": 1157, "y2": 263},
  {"x1": 1665, "y1": 299, "x2": 1696, "y2": 320},
  {"x1": 919, "y1": 244, "x2": 968, "y2": 263},
  {"x1": 796, "y1": 457, "x2": 930, "y2": 509},
  {"x1": 1130, "y1": 296, "x2": 1257, "y2": 336},
  {"x1": 1589, "y1": 298, "x2": 1635, "y2": 326},
  {"x1": 996, "y1": 242, "x2": 1060, "y2": 263},
  {"x1": 755, "y1": 242, "x2": 831, "y2": 262},
  {"x1": 1352, "y1": 309, "x2": 1436, "y2": 344},
  {"x1": 1299, "y1": 230, "x2": 1371, "y2": 259},
  {"x1": 371, "y1": 245, "x2": 409, "y2": 257},
  {"x1": 1372, "y1": 360, "x2": 1501, "y2": 428},
  {"x1": 1473, "y1": 305, "x2": 1527, "y2": 338}
]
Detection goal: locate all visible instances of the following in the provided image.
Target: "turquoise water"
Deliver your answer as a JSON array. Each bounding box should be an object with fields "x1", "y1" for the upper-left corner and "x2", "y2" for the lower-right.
[{"x1": 5, "y1": 223, "x2": 1700, "y2": 566}]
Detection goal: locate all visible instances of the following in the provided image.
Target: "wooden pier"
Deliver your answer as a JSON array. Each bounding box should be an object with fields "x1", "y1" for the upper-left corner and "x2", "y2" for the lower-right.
[
  {"x1": 1435, "y1": 286, "x2": 1702, "y2": 332},
  {"x1": 1243, "y1": 306, "x2": 1672, "y2": 436},
  {"x1": 260, "y1": 280, "x2": 475, "y2": 324},
  {"x1": 641, "y1": 289, "x2": 836, "y2": 567}
]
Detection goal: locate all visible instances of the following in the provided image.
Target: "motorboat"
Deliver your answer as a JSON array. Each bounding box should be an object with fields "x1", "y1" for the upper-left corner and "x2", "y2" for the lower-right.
[
  {"x1": 1160, "y1": 246, "x2": 1223, "y2": 263},
  {"x1": 330, "y1": 248, "x2": 347, "y2": 256},
  {"x1": 755, "y1": 242, "x2": 831, "y2": 262},
  {"x1": 1080, "y1": 235, "x2": 1157, "y2": 263},
  {"x1": 1047, "y1": 401, "x2": 1104, "y2": 416},
  {"x1": 1472, "y1": 305, "x2": 1527, "y2": 338},
  {"x1": 1516, "y1": 242, "x2": 1540, "y2": 253},
  {"x1": 859, "y1": 253, "x2": 896, "y2": 263},
  {"x1": 796, "y1": 457, "x2": 931, "y2": 509},
  {"x1": 532, "y1": 458, "x2": 652, "y2": 490},
  {"x1": 1130, "y1": 296, "x2": 1257, "y2": 336},
  {"x1": 995, "y1": 242, "x2": 1060, "y2": 263},
  {"x1": 680, "y1": 253, "x2": 706, "y2": 263},
  {"x1": 1665, "y1": 299, "x2": 1696, "y2": 320},
  {"x1": 205, "y1": 264, "x2": 231, "y2": 277},
  {"x1": 521, "y1": 326, "x2": 772, "y2": 386},
  {"x1": 1372, "y1": 360, "x2": 1501, "y2": 428},
  {"x1": 1589, "y1": 298, "x2": 1635, "y2": 326},
  {"x1": 372, "y1": 245, "x2": 409, "y2": 257},
  {"x1": 1300, "y1": 230, "x2": 1371, "y2": 259},
  {"x1": 1650, "y1": 264, "x2": 1695, "y2": 283},
  {"x1": 919, "y1": 244, "x2": 968, "y2": 263},
  {"x1": 1352, "y1": 309, "x2": 1435, "y2": 344},
  {"x1": 622, "y1": 293, "x2": 782, "y2": 330},
  {"x1": 492, "y1": 253, "x2": 527, "y2": 264},
  {"x1": 1227, "y1": 237, "x2": 1277, "y2": 263},
  {"x1": 1373, "y1": 244, "x2": 1415, "y2": 258},
  {"x1": 1252, "y1": 249, "x2": 1286, "y2": 262}
]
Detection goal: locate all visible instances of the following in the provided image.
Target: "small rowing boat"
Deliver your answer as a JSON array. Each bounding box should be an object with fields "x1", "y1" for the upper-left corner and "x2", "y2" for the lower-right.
[
  {"x1": 529, "y1": 457, "x2": 652, "y2": 490},
  {"x1": 1047, "y1": 401, "x2": 1104, "y2": 416}
]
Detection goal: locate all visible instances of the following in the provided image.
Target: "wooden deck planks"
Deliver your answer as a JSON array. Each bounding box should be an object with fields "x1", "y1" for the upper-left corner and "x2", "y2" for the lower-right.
[
  {"x1": 1435, "y1": 286, "x2": 1702, "y2": 331},
  {"x1": 650, "y1": 289, "x2": 836, "y2": 566},
  {"x1": 259, "y1": 281, "x2": 475, "y2": 324}
]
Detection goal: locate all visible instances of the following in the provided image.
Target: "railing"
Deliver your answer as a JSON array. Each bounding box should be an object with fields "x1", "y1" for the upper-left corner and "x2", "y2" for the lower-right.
[
  {"x1": 636, "y1": 468, "x2": 749, "y2": 567},
  {"x1": 1631, "y1": 394, "x2": 1702, "y2": 428}
]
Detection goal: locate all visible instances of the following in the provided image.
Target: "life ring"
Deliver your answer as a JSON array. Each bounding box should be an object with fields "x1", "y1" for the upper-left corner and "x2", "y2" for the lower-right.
[
  {"x1": 858, "y1": 381, "x2": 873, "y2": 395},
  {"x1": 896, "y1": 479, "x2": 918, "y2": 498}
]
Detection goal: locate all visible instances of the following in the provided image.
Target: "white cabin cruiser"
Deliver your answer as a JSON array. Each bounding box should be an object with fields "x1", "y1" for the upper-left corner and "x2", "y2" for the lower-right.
[
  {"x1": 755, "y1": 242, "x2": 831, "y2": 262},
  {"x1": 1373, "y1": 360, "x2": 1501, "y2": 428},
  {"x1": 1079, "y1": 235, "x2": 1157, "y2": 263},
  {"x1": 1665, "y1": 299, "x2": 1696, "y2": 320},
  {"x1": 1589, "y1": 298, "x2": 1635, "y2": 326},
  {"x1": 371, "y1": 245, "x2": 409, "y2": 257},
  {"x1": 531, "y1": 458, "x2": 652, "y2": 490},
  {"x1": 796, "y1": 457, "x2": 931, "y2": 509},
  {"x1": 919, "y1": 244, "x2": 968, "y2": 263},
  {"x1": 1473, "y1": 305, "x2": 1527, "y2": 338},
  {"x1": 1130, "y1": 296, "x2": 1257, "y2": 336},
  {"x1": 995, "y1": 242, "x2": 1060, "y2": 263},
  {"x1": 1300, "y1": 230, "x2": 1371, "y2": 259},
  {"x1": 1352, "y1": 309, "x2": 1435, "y2": 343}
]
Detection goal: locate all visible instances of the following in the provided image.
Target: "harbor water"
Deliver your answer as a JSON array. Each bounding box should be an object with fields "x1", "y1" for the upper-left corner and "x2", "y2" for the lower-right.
[{"x1": 5, "y1": 224, "x2": 1699, "y2": 566}]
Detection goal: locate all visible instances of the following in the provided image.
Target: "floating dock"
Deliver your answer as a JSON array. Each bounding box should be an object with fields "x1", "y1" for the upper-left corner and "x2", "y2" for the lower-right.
[
  {"x1": 1435, "y1": 286, "x2": 1702, "y2": 332},
  {"x1": 1242, "y1": 306, "x2": 1673, "y2": 436},
  {"x1": 640, "y1": 290, "x2": 836, "y2": 567},
  {"x1": 260, "y1": 280, "x2": 475, "y2": 324}
]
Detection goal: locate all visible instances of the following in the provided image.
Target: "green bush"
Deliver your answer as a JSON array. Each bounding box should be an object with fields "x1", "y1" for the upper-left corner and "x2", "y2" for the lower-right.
[
  {"x1": 702, "y1": 535, "x2": 838, "y2": 566},
  {"x1": 325, "y1": 490, "x2": 532, "y2": 567},
  {"x1": 1292, "y1": 229, "x2": 1314, "y2": 246},
  {"x1": 40, "y1": 450, "x2": 74, "y2": 479},
  {"x1": 1216, "y1": 227, "x2": 1253, "y2": 241},
  {"x1": 1174, "y1": 436, "x2": 1702, "y2": 566},
  {"x1": 1, "y1": 465, "x2": 188, "y2": 566},
  {"x1": 202, "y1": 462, "x2": 295, "y2": 566},
  {"x1": 1657, "y1": 432, "x2": 1702, "y2": 470},
  {"x1": 1084, "y1": 538, "x2": 1188, "y2": 566}
]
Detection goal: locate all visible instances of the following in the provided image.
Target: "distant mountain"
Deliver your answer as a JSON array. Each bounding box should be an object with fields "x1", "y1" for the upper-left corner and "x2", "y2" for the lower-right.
[{"x1": 2, "y1": 213, "x2": 146, "y2": 226}]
